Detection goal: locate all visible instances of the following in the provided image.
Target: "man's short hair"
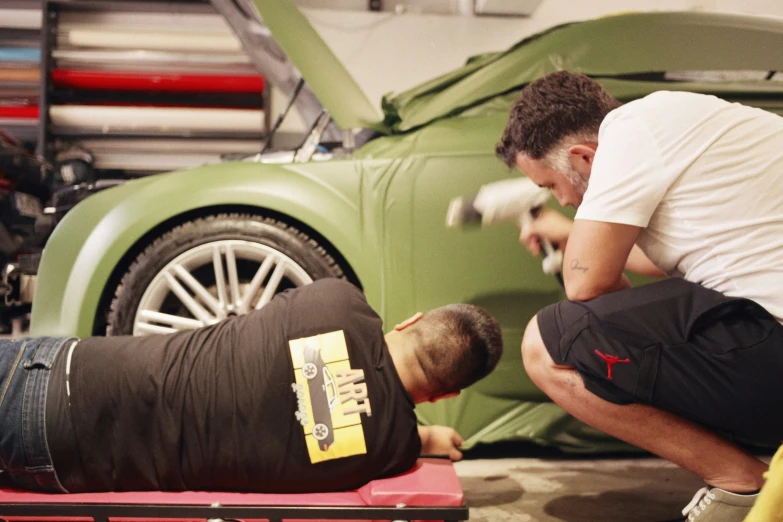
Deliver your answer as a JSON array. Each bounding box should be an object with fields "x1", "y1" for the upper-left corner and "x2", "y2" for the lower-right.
[
  {"x1": 414, "y1": 304, "x2": 503, "y2": 395},
  {"x1": 495, "y1": 71, "x2": 621, "y2": 168}
]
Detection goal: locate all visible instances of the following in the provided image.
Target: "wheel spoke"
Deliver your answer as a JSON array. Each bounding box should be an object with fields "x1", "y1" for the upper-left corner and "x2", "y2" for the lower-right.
[
  {"x1": 133, "y1": 237, "x2": 317, "y2": 336},
  {"x1": 138, "y1": 309, "x2": 203, "y2": 330},
  {"x1": 225, "y1": 244, "x2": 241, "y2": 309},
  {"x1": 135, "y1": 322, "x2": 178, "y2": 335},
  {"x1": 255, "y1": 259, "x2": 287, "y2": 310},
  {"x1": 212, "y1": 245, "x2": 229, "y2": 314},
  {"x1": 172, "y1": 265, "x2": 223, "y2": 318},
  {"x1": 163, "y1": 271, "x2": 214, "y2": 325},
  {"x1": 238, "y1": 255, "x2": 276, "y2": 315}
]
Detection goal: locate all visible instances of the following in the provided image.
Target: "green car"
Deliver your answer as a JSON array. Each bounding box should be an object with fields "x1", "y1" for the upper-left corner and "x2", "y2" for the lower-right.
[{"x1": 30, "y1": 1, "x2": 783, "y2": 451}]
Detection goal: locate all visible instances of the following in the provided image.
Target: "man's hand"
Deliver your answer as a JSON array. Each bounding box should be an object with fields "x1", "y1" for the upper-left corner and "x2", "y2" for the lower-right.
[
  {"x1": 418, "y1": 425, "x2": 464, "y2": 461},
  {"x1": 519, "y1": 208, "x2": 573, "y2": 256}
]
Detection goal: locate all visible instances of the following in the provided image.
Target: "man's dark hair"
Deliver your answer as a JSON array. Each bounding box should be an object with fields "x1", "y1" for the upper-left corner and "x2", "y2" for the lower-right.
[
  {"x1": 495, "y1": 71, "x2": 621, "y2": 168},
  {"x1": 413, "y1": 304, "x2": 503, "y2": 396}
]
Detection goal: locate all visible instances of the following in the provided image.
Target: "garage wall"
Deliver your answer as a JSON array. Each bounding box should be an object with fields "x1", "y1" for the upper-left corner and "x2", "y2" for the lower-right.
[{"x1": 301, "y1": 0, "x2": 783, "y2": 107}]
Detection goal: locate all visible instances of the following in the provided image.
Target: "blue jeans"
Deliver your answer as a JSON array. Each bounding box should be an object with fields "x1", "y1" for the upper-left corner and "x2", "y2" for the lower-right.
[{"x1": 0, "y1": 336, "x2": 75, "y2": 492}]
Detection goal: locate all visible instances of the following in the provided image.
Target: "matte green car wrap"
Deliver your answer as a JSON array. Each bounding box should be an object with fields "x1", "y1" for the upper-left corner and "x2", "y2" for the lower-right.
[
  {"x1": 255, "y1": 1, "x2": 783, "y2": 133},
  {"x1": 31, "y1": 161, "x2": 370, "y2": 336},
  {"x1": 29, "y1": 5, "x2": 783, "y2": 451},
  {"x1": 384, "y1": 12, "x2": 783, "y2": 131}
]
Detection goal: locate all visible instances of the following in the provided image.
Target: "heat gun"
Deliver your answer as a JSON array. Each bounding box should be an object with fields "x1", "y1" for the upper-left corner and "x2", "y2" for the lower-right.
[{"x1": 446, "y1": 177, "x2": 564, "y2": 282}]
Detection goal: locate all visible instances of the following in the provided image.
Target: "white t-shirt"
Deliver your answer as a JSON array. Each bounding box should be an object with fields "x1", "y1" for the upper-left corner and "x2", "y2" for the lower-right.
[{"x1": 575, "y1": 91, "x2": 783, "y2": 323}]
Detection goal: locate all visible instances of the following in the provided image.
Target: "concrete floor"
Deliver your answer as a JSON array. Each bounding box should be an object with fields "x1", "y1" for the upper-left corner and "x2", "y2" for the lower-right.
[{"x1": 454, "y1": 446, "x2": 714, "y2": 522}]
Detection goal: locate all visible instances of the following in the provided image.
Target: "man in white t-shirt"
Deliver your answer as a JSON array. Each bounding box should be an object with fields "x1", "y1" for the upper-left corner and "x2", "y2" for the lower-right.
[{"x1": 496, "y1": 71, "x2": 783, "y2": 522}]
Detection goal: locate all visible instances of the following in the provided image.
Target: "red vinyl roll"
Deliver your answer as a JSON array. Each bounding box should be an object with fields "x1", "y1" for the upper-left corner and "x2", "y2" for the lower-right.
[
  {"x1": 0, "y1": 106, "x2": 39, "y2": 119},
  {"x1": 51, "y1": 69, "x2": 265, "y2": 93}
]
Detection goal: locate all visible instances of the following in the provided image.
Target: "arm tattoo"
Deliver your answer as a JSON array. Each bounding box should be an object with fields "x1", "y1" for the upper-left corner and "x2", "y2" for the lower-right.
[{"x1": 570, "y1": 259, "x2": 589, "y2": 273}]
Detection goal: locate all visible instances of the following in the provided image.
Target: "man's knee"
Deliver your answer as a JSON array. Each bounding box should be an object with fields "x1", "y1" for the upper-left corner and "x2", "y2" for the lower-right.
[{"x1": 520, "y1": 315, "x2": 553, "y2": 387}]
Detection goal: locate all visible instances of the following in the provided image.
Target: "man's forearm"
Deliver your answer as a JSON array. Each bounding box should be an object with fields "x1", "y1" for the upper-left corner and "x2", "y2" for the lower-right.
[
  {"x1": 568, "y1": 246, "x2": 660, "y2": 300},
  {"x1": 417, "y1": 426, "x2": 431, "y2": 451},
  {"x1": 566, "y1": 272, "x2": 631, "y2": 301}
]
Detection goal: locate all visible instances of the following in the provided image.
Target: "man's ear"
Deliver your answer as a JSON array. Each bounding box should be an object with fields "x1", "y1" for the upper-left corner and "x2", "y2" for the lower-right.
[
  {"x1": 567, "y1": 143, "x2": 596, "y2": 178},
  {"x1": 429, "y1": 391, "x2": 460, "y2": 403},
  {"x1": 394, "y1": 312, "x2": 423, "y2": 331}
]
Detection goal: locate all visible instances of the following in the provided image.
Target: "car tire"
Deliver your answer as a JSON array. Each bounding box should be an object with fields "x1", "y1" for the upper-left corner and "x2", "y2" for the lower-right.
[{"x1": 106, "y1": 213, "x2": 346, "y2": 336}]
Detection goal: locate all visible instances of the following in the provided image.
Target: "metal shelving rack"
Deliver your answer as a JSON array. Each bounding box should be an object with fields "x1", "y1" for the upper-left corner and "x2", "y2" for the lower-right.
[{"x1": 36, "y1": 0, "x2": 271, "y2": 174}]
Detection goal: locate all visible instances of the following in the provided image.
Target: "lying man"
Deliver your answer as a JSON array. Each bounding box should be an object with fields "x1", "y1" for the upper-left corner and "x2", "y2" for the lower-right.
[
  {"x1": 0, "y1": 277, "x2": 502, "y2": 493},
  {"x1": 496, "y1": 71, "x2": 783, "y2": 521}
]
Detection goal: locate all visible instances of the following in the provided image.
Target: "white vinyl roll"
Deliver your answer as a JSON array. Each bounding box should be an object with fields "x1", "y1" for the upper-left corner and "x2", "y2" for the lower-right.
[
  {"x1": 74, "y1": 138, "x2": 263, "y2": 154},
  {"x1": 0, "y1": 9, "x2": 42, "y2": 30},
  {"x1": 60, "y1": 28, "x2": 243, "y2": 53},
  {"x1": 59, "y1": 12, "x2": 234, "y2": 34},
  {"x1": 50, "y1": 105, "x2": 265, "y2": 133},
  {"x1": 52, "y1": 49, "x2": 251, "y2": 66},
  {"x1": 92, "y1": 152, "x2": 225, "y2": 172}
]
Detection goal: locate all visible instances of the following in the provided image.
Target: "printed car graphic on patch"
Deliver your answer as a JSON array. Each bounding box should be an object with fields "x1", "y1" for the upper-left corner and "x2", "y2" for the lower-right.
[
  {"x1": 289, "y1": 330, "x2": 373, "y2": 464},
  {"x1": 301, "y1": 343, "x2": 338, "y2": 450}
]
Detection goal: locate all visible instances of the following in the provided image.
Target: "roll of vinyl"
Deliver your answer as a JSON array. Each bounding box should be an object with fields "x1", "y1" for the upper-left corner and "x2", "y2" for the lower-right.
[
  {"x1": 0, "y1": 47, "x2": 40, "y2": 62},
  {"x1": 50, "y1": 105, "x2": 265, "y2": 134},
  {"x1": 51, "y1": 69, "x2": 264, "y2": 93},
  {"x1": 0, "y1": 32, "x2": 40, "y2": 49},
  {"x1": 60, "y1": 28, "x2": 243, "y2": 53},
  {"x1": 60, "y1": 138, "x2": 264, "y2": 172},
  {"x1": 0, "y1": 106, "x2": 38, "y2": 119},
  {"x1": 73, "y1": 138, "x2": 263, "y2": 154},
  {"x1": 0, "y1": 67, "x2": 39, "y2": 82},
  {"x1": 0, "y1": 118, "x2": 36, "y2": 126},
  {"x1": 50, "y1": 61, "x2": 259, "y2": 76},
  {"x1": 59, "y1": 12, "x2": 232, "y2": 34},
  {"x1": 0, "y1": 9, "x2": 41, "y2": 30},
  {"x1": 0, "y1": 88, "x2": 39, "y2": 102},
  {"x1": 91, "y1": 151, "x2": 227, "y2": 172},
  {"x1": 52, "y1": 49, "x2": 251, "y2": 67}
]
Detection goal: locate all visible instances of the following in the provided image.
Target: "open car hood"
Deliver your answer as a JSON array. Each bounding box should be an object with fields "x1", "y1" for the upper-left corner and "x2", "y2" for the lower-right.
[
  {"x1": 383, "y1": 11, "x2": 783, "y2": 132},
  {"x1": 252, "y1": 0, "x2": 384, "y2": 131}
]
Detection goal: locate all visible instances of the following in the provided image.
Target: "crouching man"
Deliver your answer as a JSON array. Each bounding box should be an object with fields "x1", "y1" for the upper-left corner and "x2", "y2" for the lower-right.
[
  {"x1": 0, "y1": 278, "x2": 502, "y2": 493},
  {"x1": 497, "y1": 71, "x2": 783, "y2": 521}
]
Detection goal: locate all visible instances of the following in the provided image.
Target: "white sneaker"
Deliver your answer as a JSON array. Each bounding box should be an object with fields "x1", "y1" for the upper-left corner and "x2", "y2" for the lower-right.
[{"x1": 682, "y1": 486, "x2": 758, "y2": 521}]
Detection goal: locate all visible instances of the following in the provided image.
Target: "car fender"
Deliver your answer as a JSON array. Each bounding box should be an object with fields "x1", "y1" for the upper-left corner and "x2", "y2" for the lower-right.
[{"x1": 30, "y1": 161, "x2": 366, "y2": 337}]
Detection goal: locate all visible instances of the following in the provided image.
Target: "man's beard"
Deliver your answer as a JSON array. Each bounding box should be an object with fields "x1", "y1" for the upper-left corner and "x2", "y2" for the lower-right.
[
  {"x1": 545, "y1": 150, "x2": 589, "y2": 196},
  {"x1": 561, "y1": 166, "x2": 588, "y2": 196}
]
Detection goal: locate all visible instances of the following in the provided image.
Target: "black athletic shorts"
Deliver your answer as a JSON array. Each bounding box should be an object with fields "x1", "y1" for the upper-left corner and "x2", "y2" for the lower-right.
[{"x1": 537, "y1": 278, "x2": 783, "y2": 444}]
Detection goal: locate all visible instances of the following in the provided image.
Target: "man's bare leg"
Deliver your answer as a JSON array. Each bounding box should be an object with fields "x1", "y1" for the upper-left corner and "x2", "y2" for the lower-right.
[{"x1": 521, "y1": 316, "x2": 767, "y2": 492}]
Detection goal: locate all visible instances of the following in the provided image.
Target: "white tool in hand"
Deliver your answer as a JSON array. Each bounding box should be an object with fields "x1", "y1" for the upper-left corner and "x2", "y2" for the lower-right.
[{"x1": 446, "y1": 177, "x2": 564, "y2": 284}]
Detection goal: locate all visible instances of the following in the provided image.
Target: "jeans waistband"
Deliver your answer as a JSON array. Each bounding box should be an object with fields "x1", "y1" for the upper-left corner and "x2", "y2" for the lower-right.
[
  {"x1": 10, "y1": 336, "x2": 77, "y2": 492},
  {"x1": 24, "y1": 338, "x2": 73, "y2": 470}
]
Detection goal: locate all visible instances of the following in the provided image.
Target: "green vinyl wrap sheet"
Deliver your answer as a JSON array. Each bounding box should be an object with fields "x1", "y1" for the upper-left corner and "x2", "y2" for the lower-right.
[{"x1": 383, "y1": 12, "x2": 783, "y2": 131}]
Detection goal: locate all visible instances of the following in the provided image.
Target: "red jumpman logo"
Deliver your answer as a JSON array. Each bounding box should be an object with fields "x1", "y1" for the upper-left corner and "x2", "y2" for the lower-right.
[{"x1": 594, "y1": 349, "x2": 630, "y2": 380}]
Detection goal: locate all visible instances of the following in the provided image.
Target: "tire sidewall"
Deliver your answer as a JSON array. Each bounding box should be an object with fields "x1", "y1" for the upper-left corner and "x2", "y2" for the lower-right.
[{"x1": 108, "y1": 215, "x2": 341, "y2": 335}]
